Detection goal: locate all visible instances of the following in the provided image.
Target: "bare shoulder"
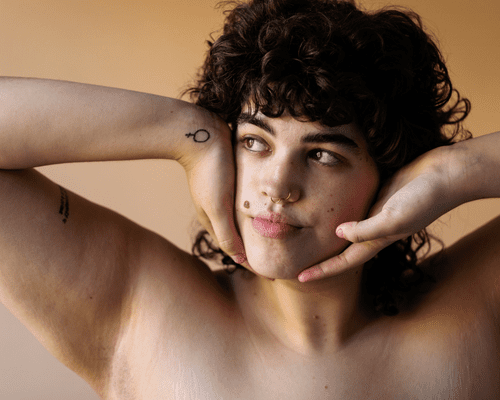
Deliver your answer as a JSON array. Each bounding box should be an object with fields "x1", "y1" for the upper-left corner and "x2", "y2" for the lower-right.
[
  {"x1": 107, "y1": 248, "x2": 243, "y2": 399},
  {"x1": 402, "y1": 215, "x2": 500, "y2": 316},
  {"x1": 436, "y1": 215, "x2": 500, "y2": 309},
  {"x1": 387, "y1": 216, "x2": 500, "y2": 398},
  {"x1": 119, "y1": 237, "x2": 240, "y2": 342},
  {"x1": 127, "y1": 238, "x2": 237, "y2": 325},
  {"x1": 402, "y1": 215, "x2": 500, "y2": 333},
  {"x1": 0, "y1": 168, "x2": 238, "y2": 396}
]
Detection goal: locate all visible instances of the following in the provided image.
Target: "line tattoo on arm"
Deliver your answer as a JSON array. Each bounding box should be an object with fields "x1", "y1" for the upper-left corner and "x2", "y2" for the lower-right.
[
  {"x1": 185, "y1": 129, "x2": 210, "y2": 143},
  {"x1": 58, "y1": 186, "x2": 69, "y2": 223}
]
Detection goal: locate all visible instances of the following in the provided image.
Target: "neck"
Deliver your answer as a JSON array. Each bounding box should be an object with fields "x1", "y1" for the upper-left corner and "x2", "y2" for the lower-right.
[{"x1": 234, "y1": 266, "x2": 375, "y2": 357}]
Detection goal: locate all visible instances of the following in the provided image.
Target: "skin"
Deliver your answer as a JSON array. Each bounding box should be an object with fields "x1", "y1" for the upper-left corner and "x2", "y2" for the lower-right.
[
  {"x1": 234, "y1": 110, "x2": 380, "y2": 279},
  {"x1": 231, "y1": 110, "x2": 381, "y2": 355},
  {"x1": 300, "y1": 131, "x2": 500, "y2": 282},
  {"x1": 109, "y1": 125, "x2": 500, "y2": 399},
  {"x1": 1, "y1": 80, "x2": 500, "y2": 399}
]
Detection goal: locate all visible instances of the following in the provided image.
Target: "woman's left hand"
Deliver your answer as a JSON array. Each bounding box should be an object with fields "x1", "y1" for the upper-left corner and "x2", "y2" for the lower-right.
[{"x1": 298, "y1": 144, "x2": 464, "y2": 282}]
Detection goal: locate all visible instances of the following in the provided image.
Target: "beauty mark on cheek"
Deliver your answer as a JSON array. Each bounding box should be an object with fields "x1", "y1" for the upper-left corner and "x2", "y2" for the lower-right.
[{"x1": 244, "y1": 201, "x2": 250, "y2": 209}]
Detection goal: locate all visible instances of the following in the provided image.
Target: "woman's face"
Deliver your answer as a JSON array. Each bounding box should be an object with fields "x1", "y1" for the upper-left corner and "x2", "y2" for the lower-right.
[{"x1": 234, "y1": 110, "x2": 380, "y2": 280}]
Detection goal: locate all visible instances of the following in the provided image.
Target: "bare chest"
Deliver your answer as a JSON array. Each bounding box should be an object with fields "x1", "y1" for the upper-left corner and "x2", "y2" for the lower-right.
[
  {"x1": 105, "y1": 324, "x2": 500, "y2": 400},
  {"x1": 104, "y1": 265, "x2": 500, "y2": 400}
]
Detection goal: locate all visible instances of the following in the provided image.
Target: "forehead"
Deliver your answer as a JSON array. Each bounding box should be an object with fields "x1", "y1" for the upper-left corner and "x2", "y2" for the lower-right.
[{"x1": 236, "y1": 110, "x2": 367, "y2": 155}]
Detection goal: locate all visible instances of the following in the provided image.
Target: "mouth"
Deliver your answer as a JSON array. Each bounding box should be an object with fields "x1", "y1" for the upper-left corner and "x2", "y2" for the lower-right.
[{"x1": 251, "y1": 215, "x2": 302, "y2": 239}]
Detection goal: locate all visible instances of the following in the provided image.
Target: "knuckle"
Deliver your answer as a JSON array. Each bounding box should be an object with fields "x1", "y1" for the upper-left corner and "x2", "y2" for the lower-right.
[
  {"x1": 382, "y1": 206, "x2": 404, "y2": 228},
  {"x1": 330, "y1": 253, "x2": 349, "y2": 272},
  {"x1": 217, "y1": 238, "x2": 235, "y2": 252},
  {"x1": 218, "y1": 236, "x2": 243, "y2": 256},
  {"x1": 351, "y1": 230, "x2": 365, "y2": 243}
]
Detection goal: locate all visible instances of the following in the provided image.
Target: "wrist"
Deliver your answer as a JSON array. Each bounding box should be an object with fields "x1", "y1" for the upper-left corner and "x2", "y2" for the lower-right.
[
  {"x1": 172, "y1": 104, "x2": 231, "y2": 169},
  {"x1": 444, "y1": 139, "x2": 483, "y2": 205}
]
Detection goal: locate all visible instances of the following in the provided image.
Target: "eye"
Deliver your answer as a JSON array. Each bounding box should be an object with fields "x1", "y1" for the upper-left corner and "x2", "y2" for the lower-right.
[
  {"x1": 309, "y1": 149, "x2": 341, "y2": 166},
  {"x1": 240, "y1": 136, "x2": 270, "y2": 153}
]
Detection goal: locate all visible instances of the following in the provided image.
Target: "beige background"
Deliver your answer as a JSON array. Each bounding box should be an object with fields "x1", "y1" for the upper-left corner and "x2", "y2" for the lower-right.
[{"x1": 0, "y1": 0, "x2": 499, "y2": 398}]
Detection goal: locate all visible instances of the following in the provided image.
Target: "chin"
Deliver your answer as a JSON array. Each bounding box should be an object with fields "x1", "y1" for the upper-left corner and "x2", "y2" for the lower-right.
[
  {"x1": 244, "y1": 248, "x2": 315, "y2": 280},
  {"x1": 243, "y1": 239, "x2": 350, "y2": 281},
  {"x1": 242, "y1": 250, "x2": 292, "y2": 279}
]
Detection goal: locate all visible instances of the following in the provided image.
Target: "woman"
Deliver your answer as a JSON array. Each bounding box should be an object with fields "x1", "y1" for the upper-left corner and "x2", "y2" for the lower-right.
[{"x1": 0, "y1": 0, "x2": 499, "y2": 399}]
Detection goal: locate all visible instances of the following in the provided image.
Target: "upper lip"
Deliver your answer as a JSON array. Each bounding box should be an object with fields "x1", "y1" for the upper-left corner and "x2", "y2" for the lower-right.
[{"x1": 254, "y1": 211, "x2": 302, "y2": 228}]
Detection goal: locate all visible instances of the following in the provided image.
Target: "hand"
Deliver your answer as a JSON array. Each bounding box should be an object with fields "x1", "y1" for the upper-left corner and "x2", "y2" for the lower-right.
[
  {"x1": 298, "y1": 145, "x2": 459, "y2": 282},
  {"x1": 182, "y1": 114, "x2": 248, "y2": 266}
]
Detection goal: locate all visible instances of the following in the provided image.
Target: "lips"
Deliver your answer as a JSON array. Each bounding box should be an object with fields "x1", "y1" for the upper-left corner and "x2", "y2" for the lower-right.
[{"x1": 251, "y1": 212, "x2": 301, "y2": 239}]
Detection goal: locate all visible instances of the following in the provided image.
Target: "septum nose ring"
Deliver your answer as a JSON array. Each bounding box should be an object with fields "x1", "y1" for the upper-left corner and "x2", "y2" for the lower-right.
[{"x1": 270, "y1": 192, "x2": 291, "y2": 204}]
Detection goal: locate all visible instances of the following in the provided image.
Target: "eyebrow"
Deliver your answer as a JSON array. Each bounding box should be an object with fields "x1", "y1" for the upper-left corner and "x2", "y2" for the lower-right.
[
  {"x1": 237, "y1": 112, "x2": 275, "y2": 134},
  {"x1": 236, "y1": 112, "x2": 361, "y2": 153}
]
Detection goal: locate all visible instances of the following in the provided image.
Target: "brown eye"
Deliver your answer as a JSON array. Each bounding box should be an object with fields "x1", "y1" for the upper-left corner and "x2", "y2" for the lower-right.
[
  {"x1": 241, "y1": 136, "x2": 269, "y2": 153},
  {"x1": 310, "y1": 149, "x2": 340, "y2": 166}
]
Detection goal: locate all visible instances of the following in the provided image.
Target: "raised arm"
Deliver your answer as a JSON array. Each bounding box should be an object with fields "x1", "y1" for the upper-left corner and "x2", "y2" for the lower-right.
[
  {"x1": 0, "y1": 77, "x2": 245, "y2": 257},
  {"x1": 0, "y1": 77, "x2": 244, "y2": 392},
  {"x1": 0, "y1": 77, "x2": 217, "y2": 167},
  {"x1": 298, "y1": 131, "x2": 500, "y2": 282}
]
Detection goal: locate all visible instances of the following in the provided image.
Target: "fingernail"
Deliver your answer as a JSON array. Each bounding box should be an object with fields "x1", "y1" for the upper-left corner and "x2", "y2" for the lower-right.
[
  {"x1": 298, "y1": 269, "x2": 323, "y2": 282},
  {"x1": 298, "y1": 272, "x2": 312, "y2": 283},
  {"x1": 336, "y1": 227, "x2": 344, "y2": 238},
  {"x1": 233, "y1": 254, "x2": 247, "y2": 265}
]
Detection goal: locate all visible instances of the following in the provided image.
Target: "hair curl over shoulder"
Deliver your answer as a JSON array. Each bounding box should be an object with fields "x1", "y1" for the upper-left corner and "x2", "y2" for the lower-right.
[{"x1": 187, "y1": 0, "x2": 471, "y2": 316}]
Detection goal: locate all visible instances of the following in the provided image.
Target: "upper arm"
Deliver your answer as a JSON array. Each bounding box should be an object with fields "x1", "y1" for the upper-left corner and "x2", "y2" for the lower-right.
[{"x1": 0, "y1": 168, "x2": 144, "y2": 390}]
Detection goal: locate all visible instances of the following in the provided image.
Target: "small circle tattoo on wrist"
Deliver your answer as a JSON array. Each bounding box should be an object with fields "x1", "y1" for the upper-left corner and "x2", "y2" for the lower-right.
[{"x1": 244, "y1": 201, "x2": 250, "y2": 209}]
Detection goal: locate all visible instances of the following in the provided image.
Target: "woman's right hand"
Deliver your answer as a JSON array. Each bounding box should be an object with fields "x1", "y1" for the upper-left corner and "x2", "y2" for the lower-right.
[{"x1": 180, "y1": 112, "x2": 247, "y2": 266}]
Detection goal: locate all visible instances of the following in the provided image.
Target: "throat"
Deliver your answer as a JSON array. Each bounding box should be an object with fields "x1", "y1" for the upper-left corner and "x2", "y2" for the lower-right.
[{"x1": 233, "y1": 266, "x2": 375, "y2": 356}]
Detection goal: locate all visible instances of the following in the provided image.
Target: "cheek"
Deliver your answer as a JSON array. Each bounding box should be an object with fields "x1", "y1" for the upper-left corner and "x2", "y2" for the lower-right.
[
  {"x1": 318, "y1": 174, "x2": 379, "y2": 229},
  {"x1": 234, "y1": 153, "x2": 252, "y2": 204},
  {"x1": 324, "y1": 206, "x2": 339, "y2": 231}
]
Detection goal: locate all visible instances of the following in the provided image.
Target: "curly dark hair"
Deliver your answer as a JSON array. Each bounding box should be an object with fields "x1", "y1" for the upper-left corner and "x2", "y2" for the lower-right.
[{"x1": 186, "y1": 0, "x2": 471, "y2": 315}]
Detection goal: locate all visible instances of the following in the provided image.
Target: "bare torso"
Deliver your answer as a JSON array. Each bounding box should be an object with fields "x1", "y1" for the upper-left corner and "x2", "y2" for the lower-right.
[
  {"x1": 105, "y1": 222, "x2": 500, "y2": 400},
  {"x1": 1, "y1": 170, "x2": 499, "y2": 400}
]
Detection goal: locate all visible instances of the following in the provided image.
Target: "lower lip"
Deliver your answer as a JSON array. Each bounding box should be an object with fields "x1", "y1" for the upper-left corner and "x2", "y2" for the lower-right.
[{"x1": 252, "y1": 217, "x2": 299, "y2": 239}]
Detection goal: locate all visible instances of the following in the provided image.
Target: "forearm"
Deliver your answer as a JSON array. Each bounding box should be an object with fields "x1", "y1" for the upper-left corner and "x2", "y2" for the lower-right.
[
  {"x1": 448, "y1": 131, "x2": 500, "y2": 203},
  {"x1": 0, "y1": 77, "x2": 222, "y2": 169}
]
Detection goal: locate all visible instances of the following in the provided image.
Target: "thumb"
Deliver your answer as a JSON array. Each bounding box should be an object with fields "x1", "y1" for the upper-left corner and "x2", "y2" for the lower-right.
[
  {"x1": 337, "y1": 210, "x2": 394, "y2": 243},
  {"x1": 212, "y1": 220, "x2": 247, "y2": 265},
  {"x1": 208, "y1": 197, "x2": 247, "y2": 265}
]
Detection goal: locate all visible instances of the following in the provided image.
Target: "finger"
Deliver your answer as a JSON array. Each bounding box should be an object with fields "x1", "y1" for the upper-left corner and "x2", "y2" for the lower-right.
[
  {"x1": 199, "y1": 209, "x2": 248, "y2": 267},
  {"x1": 337, "y1": 208, "x2": 398, "y2": 243},
  {"x1": 197, "y1": 210, "x2": 218, "y2": 246},
  {"x1": 208, "y1": 197, "x2": 247, "y2": 265},
  {"x1": 298, "y1": 238, "x2": 390, "y2": 282}
]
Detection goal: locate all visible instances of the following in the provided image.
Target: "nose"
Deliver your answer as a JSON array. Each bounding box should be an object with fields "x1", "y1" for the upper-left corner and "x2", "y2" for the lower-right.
[{"x1": 260, "y1": 155, "x2": 301, "y2": 204}]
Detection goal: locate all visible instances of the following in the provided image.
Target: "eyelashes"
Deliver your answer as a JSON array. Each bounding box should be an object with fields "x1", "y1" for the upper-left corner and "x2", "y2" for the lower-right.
[
  {"x1": 239, "y1": 136, "x2": 270, "y2": 153},
  {"x1": 308, "y1": 149, "x2": 341, "y2": 166},
  {"x1": 238, "y1": 135, "x2": 342, "y2": 167}
]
